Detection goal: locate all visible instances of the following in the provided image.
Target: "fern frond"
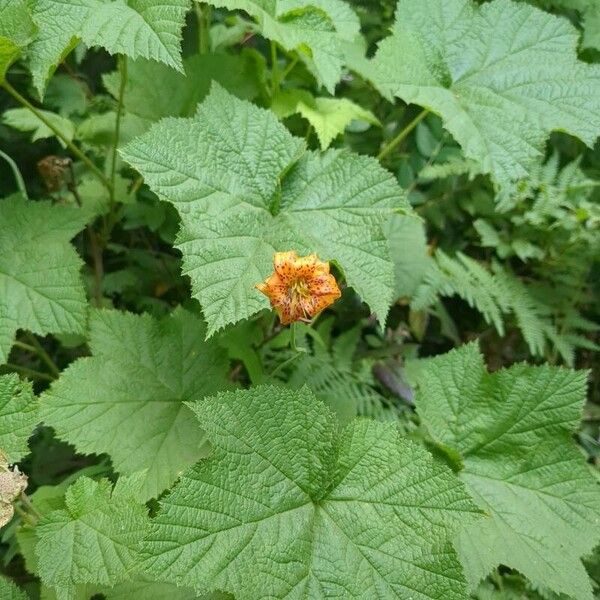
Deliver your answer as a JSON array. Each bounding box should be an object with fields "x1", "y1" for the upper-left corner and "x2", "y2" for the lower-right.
[{"x1": 413, "y1": 250, "x2": 506, "y2": 334}]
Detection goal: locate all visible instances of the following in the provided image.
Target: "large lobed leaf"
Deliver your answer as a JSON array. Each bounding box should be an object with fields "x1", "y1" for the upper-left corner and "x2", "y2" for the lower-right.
[
  {"x1": 29, "y1": 0, "x2": 190, "y2": 95},
  {"x1": 414, "y1": 343, "x2": 600, "y2": 599},
  {"x1": 34, "y1": 476, "x2": 149, "y2": 598},
  {"x1": 369, "y1": 0, "x2": 600, "y2": 185},
  {"x1": 122, "y1": 85, "x2": 407, "y2": 335},
  {"x1": 143, "y1": 385, "x2": 480, "y2": 599},
  {"x1": 0, "y1": 196, "x2": 87, "y2": 365},
  {"x1": 0, "y1": 374, "x2": 38, "y2": 463},
  {"x1": 41, "y1": 309, "x2": 231, "y2": 501}
]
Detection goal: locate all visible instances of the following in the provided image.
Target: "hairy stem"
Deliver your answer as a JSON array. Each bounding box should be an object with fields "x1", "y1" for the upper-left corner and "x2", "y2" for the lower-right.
[
  {"x1": 377, "y1": 108, "x2": 429, "y2": 161},
  {"x1": 1, "y1": 80, "x2": 112, "y2": 192},
  {"x1": 0, "y1": 149, "x2": 28, "y2": 199},
  {"x1": 109, "y1": 55, "x2": 127, "y2": 205}
]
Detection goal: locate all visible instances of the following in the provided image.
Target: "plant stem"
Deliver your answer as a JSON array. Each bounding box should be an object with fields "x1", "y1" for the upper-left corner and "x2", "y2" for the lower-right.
[
  {"x1": 290, "y1": 322, "x2": 309, "y2": 353},
  {"x1": 196, "y1": 3, "x2": 212, "y2": 54},
  {"x1": 0, "y1": 149, "x2": 28, "y2": 199},
  {"x1": 20, "y1": 492, "x2": 42, "y2": 520},
  {"x1": 67, "y1": 162, "x2": 104, "y2": 305},
  {"x1": 87, "y1": 225, "x2": 104, "y2": 306},
  {"x1": 1, "y1": 80, "x2": 112, "y2": 192},
  {"x1": 3, "y1": 364, "x2": 55, "y2": 382},
  {"x1": 12, "y1": 341, "x2": 37, "y2": 354},
  {"x1": 377, "y1": 108, "x2": 429, "y2": 161},
  {"x1": 269, "y1": 352, "x2": 302, "y2": 379},
  {"x1": 270, "y1": 40, "x2": 279, "y2": 95},
  {"x1": 24, "y1": 333, "x2": 60, "y2": 378},
  {"x1": 109, "y1": 55, "x2": 127, "y2": 205},
  {"x1": 14, "y1": 504, "x2": 37, "y2": 526},
  {"x1": 280, "y1": 55, "x2": 299, "y2": 83}
]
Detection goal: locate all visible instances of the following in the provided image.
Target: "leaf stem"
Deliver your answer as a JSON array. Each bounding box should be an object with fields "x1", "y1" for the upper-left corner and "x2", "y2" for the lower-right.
[
  {"x1": 20, "y1": 492, "x2": 42, "y2": 520},
  {"x1": 12, "y1": 341, "x2": 37, "y2": 354},
  {"x1": 24, "y1": 333, "x2": 60, "y2": 378},
  {"x1": 109, "y1": 55, "x2": 127, "y2": 206},
  {"x1": 2, "y1": 364, "x2": 55, "y2": 382},
  {"x1": 270, "y1": 41, "x2": 280, "y2": 96},
  {"x1": 268, "y1": 352, "x2": 302, "y2": 379},
  {"x1": 377, "y1": 108, "x2": 429, "y2": 161},
  {"x1": 0, "y1": 149, "x2": 28, "y2": 199},
  {"x1": 1, "y1": 80, "x2": 112, "y2": 192},
  {"x1": 196, "y1": 3, "x2": 212, "y2": 54},
  {"x1": 280, "y1": 55, "x2": 299, "y2": 83},
  {"x1": 13, "y1": 504, "x2": 37, "y2": 526}
]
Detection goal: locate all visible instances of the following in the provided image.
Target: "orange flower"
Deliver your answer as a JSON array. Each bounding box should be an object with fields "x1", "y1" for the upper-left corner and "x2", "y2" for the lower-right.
[{"x1": 256, "y1": 251, "x2": 341, "y2": 325}]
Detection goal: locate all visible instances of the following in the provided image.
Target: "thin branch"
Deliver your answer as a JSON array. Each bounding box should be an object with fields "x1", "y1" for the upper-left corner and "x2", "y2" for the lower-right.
[
  {"x1": 1, "y1": 80, "x2": 112, "y2": 192},
  {"x1": 24, "y1": 333, "x2": 60, "y2": 378},
  {"x1": 67, "y1": 163, "x2": 104, "y2": 306},
  {"x1": 2, "y1": 364, "x2": 55, "y2": 382},
  {"x1": 196, "y1": 3, "x2": 212, "y2": 54},
  {"x1": 12, "y1": 341, "x2": 37, "y2": 354},
  {"x1": 109, "y1": 55, "x2": 127, "y2": 206},
  {"x1": 270, "y1": 40, "x2": 279, "y2": 96},
  {"x1": 0, "y1": 149, "x2": 28, "y2": 198},
  {"x1": 377, "y1": 108, "x2": 429, "y2": 161},
  {"x1": 280, "y1": 55, "x2": 299, "y2": 83}
]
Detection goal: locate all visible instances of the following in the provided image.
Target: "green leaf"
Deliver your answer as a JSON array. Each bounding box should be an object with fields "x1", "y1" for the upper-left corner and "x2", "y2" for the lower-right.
[
  {"x1": 0, "y1": 374, "x2": 37, "y2": 463},
  {"x1": 2, "y1": 108, "x2": 75, "y2": 147},
  {"x1": 208, "y1": 0, "x2": 359, "y2": 91},
  {"x1": 0, "y1": 0, "x2": 36, "y2": 82},
  {"x1": 285, "y1": 94, "x2": 380, "y2": 149},
  {"x1": 28, "y1": 0, "x2": 190, "y2": 95},
  {"x1": 41, "y1": 309, "x2": 231, "y2": 500},
  {"x1": 35, "y1": 476, "x2": 149, "y2": 596},
  {"x1": 582, "y1": 3, "x2": 600, "y2": 50},
  {"x1": 122, "y1": 85, "x2": 406, "y2": 335},
  {"x1": 0, "y1": 196, "x2": 87, "y2": 365},
  {"x1": 103, "y1": 51, "x2": 264, "y2": 126},
  {"x1": 100, "y1": 577, "x2": 209, "y2": 600},
  {"x1": 412, "y1": 250, "x2": 507, "y2": 335},
  {"x1": 0, "y1": 576, "x2": 28, "y2": 600},
  {"x1": 370, "y1": 0, "x2": 600, "y2": 184},
  {"x1": 414, "y1": 343, "x2": 600, "y2": 599},
  {"x1": 143, "y1": 385, "x2": 480, "y2": 599},
  {"x1": 384, "y1": 214, "x2": 431, "y2": 299}
]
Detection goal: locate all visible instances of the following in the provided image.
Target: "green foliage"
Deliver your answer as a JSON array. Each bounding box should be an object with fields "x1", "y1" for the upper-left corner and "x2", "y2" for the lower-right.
[
  {"x1": 122, "y1": 84, "x2": 407, "y2": 334},
  {"x1": 144, "y1": 385, "x2": 479, "y2": 598},
  {"x1": 414, "y1": 151, "x2": 599, "y2": 363},
  {"x1": 0, "y1": 374, "x2": 37, "y2": 462},
  {"x1": 208, "y1": 0, "x2": 360, "y2": 91},
  {"x1": 0, "y1": 576, "x2": 28, "y2": 600},
  {"x1": 369, "y1": 0, "x2": 600, "y2": 184},
  {"x1": 0, "y1": 0, "x2": 598, "y2": 598},
  {"x1": 28, "y1": 0, "x2": 190, "y2": 95},
  {"x1": 2, "y1": 108, "x2": 75, "y2": 147},
  {"x1": 273, "y1": 91, "x2": 380, "y2": 148},
  {"x1": 0, "y1": 197, "x2": 87, "y2": 365},
  {"x1": 414, "y1": 343, "x2": 600, "y2": 599},
  {"x1": 41, "y1": 309, "x2": 231, "y2": 500},
  {"x1": 0, "y1": 0, "x2": 35, "y2": 82},
  {"x1": 34, "y1": 476, "x2": 148, "y2": 597}
]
